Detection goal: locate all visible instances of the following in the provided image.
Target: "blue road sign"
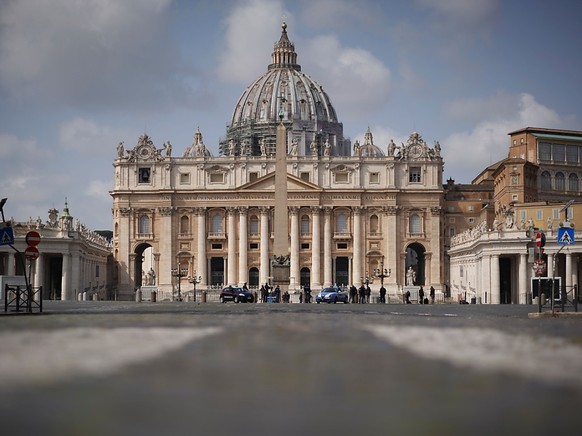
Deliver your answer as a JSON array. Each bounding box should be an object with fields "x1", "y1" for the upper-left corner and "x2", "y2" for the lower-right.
[
  {"x1": 0, "y1": 226, "x2": 14, "y2": 245},
  {"x1": 557, "y1": 227, "x2": 575, "y2": 245}
]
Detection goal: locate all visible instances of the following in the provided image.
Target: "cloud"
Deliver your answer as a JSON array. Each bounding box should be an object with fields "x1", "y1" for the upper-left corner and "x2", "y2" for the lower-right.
[
  {"x1": 299, "y1": 0, "x2": 384, "y2": 29},
  {"x1": 59, "y1": 118, "x2": 133, "y2": 156},
  {"x1": 303, "y1": 35, "x2": 391, "y2": 118},
  {"x1": 217, "y1": 0, "x2": 287, "y2": 84},
  {"x1": 416, "y1": 0, "x2": 500, "y2": 34},
  {"x1": 0, "y1": 0, "x2": 190, "y2": 110},
  {"x1": 442, "y1": 93, "x2": 563, "y2": 183}
]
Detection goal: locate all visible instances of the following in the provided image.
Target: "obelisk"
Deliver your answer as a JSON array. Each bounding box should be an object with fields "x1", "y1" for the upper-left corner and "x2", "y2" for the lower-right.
[{"x1": 271, "y1": 109, "x2": 290, "y2": 289}]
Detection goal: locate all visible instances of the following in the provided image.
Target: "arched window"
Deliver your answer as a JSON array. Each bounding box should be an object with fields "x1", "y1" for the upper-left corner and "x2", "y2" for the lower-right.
[
  {"x1": 336, "y1": 213, "x2": 347, "y2": 233},
  {"x1": 180, "y1": 216, "x2": 189, "y2": 235},
  {"x1": 555, "y1": 172, "x2": 565, "y2": 191},
  {"x1": 301, "y1": 215, "x2": 310, "y2": 234},
  {"x1": 409, "y1": 214, "x2": 421, "y2": 234},
  {"x1": 211, "y1": 214, "x2": 223, "y2": 233},
  {"x1": 370, "y1": 215, "x2": 379, "y2": 234},
  {"x1": 569, "y1": 173, "x2": 579, "y2": 192},
  {"x1": 541, "y1": 171, "x2": 551, "y2": 190},
  {"x1": 138, "y1": 215, "x2": 150, "y2": 234},
  {"x1": 249, "y1": 215, "x2": 259, "y2": 235}
]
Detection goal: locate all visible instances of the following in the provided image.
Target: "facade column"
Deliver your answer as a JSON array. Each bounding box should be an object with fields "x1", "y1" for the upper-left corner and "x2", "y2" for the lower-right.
[
  {"x1": 238, "y1": 207, "x2": 248, "y2": 286},
  {"x1": 352, "y1": 207, "x2": 363, "y2": 286},
  {"x1": 323, "y1": 207, "x2": 333, "y2": 287},
  {"x1": 71, "y1": 250, "x2": 80, "y2": 299},
  {"x1": 384, "y1": 206, "x2": 398, "y2": 287},
  {"x1": 430, "y1": 207, "x2": 442, "y2": 288},
  {"x1": 227, "y1": 207, "x2": 237, "y2": 286},
  {"x1": 158, "y1": 206, "x2": 174, "y2": 292},
  {"x1": 61, "y1": 253, "x2": 71, "y2": 301},
  {"x1": 289, "y1": 206, "x2": 300, "y2": 290},
  {"x1": 519, "y1": 253, "x2": 528, "y2": 304},
  {"x1": 196, "y1": 208, "x2": 207, "y2": 287},
  {"x1": 259, "y1": 207, "x2": 270, "y2": 286},
  {"x1": 491, "y1": 254, "x2": 500, "y2": 304},
  {"x1": 311, "y1": 206, "x2": 321, "y2": 289},
  {"x1": 118, "y1": 207, "x2": 132, "y2": 296}
]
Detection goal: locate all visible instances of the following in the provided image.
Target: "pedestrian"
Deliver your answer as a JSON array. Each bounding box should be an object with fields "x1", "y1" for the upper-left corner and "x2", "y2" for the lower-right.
[
  {"x1": 366, "y1": 284, "x2": 371, "y2": 303},
  {"x1": 430, "y1": 286, "x2": 435, "y2": 304},
  {"x1": 419, "y1": 286, "x2": 424, "y2": 304},
  {"x1": 359, "y1": 285, "x2": 366, "y2": 304},
  {"x1": 350, "y1": 284, "x2": 357, "y2": 303},
  {"x1": 299, "y1": 289, "x2": 303, "y2": 303},
  {"x1": 405, "y1": 290, "x2": 411, "y2": 304},
  {"x1": 379, "y1": 286, "x2": 386, "y2": 304}
]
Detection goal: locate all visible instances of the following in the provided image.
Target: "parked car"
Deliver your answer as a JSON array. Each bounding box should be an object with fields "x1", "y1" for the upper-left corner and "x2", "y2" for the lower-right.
[
  {"x1": 219, "y1": 286, "x2": 254, "y2": 303},
  {"x1": 316, "y1": 286, "x2": 349, "y2": 304}
]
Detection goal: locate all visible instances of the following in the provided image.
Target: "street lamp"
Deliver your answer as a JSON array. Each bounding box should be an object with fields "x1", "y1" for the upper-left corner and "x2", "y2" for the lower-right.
[
  {"x1": 171, "y1": 263, "x2": 189, "y2": 302},
  {"x1": 188, "y1": 274, "x2": 201, "y2": 302}
]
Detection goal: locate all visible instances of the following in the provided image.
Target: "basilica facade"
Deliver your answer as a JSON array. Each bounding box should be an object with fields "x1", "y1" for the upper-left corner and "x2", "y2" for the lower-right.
[{"x1": 110, "y1": 23, "x2": 445, "y2": 301}]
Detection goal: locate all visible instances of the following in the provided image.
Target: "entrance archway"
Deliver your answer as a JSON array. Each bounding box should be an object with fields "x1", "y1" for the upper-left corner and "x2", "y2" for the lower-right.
[
  {"x1": 210, "y1": 257, "x2": 224, "y2": 286},
  {"x1": 134, "y1": 243, "x2": 152, "y2": 288},
  {"x1": 405, "y1": 243, "x2": 426, "y2": 286},
  {"x1": 249, "y1": 267, "x2": 259, "y2": 288},
  {"x1": 300, "y1": 267, "x2": 310, "y2": 288},
  {"x1": 335, "y1": 257, "x2": 349, "y2": 286}
]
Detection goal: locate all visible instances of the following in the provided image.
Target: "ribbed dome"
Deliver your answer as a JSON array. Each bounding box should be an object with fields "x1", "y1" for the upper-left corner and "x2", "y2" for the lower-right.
[
  {"x1": 220, "y1": 23, "x2": 348, "y2": 157},
  {"x1": 354, "y1": 127, "x2": 385, "y2": 158}
]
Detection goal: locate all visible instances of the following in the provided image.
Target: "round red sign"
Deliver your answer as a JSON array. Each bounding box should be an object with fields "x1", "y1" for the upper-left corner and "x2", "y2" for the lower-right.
[
  {"x1": 25, "y1": 230, "x2": 41, "y2": 246},
  {"x1": 24, "y1": 246, "x2": 39, "y2": 261}
]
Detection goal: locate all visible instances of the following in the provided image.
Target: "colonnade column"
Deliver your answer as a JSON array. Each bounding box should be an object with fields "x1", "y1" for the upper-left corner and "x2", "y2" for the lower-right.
[
  {"x1": 196, "y1": 208, "x2": 207, "y2": 286},
  {"x1": 430, "y1": 207, "x2": 442, "y2": 288},
  {"x1": 547, "y1": 253, "x2": 555, "y2": 277},
  {"x1": 491, "y1": 254, "x2": 500, "y2": 304},
  {"x1": 311, "y1": 207, "x2": 321, "y2": 289},
  {"x1": 7, "y1": 252, "x2": 15, "y2": 275},
  {"x1": 238, "y1": 207, "x2": 248, "y2": 286},
  {"x1": 323, "y1": 207, "x2": 332, "y2": 287},
  {"x1": 566, "y1": 252, "x2": 573, "y2": 298},
  {"x1": 259, "y1": 207, "x2": 270, "y2": 286},
  {"x1": 71, "y1": 251, "x2": 80, "y2": 300},
  {"x1": 61, "y1": 253, "x2": 71, "y2": 300},
  {"x1": 33, "y1": 253, "x2": 44, "y2": 300},
  {"x1": 227, "y1": 207, "x2": 237, "y2": 286},
  {"x1": 290, "y1": 207, "x2": 299, "y2": 290},
  {"x1": 481, "y1": 254, "x2": 491, "y2": 304},
  {"x1": 352, "y1": 207, "x2": 363, "y2": 286},
  {"x1": 519, "y1": 253, "x2": 527, "y2": 304}
]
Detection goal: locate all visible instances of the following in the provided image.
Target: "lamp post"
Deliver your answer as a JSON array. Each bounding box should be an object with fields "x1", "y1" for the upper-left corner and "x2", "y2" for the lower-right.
[
  {"x1": 171, "y1": 263, "x2": 189, "y2": 302},
  {"x1": 188, "y1": 274, "x2": 201, "y2": 302}
]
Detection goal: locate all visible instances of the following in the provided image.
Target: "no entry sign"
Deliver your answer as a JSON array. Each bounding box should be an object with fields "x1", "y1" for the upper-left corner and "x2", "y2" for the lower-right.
[
  {"x1": 24, "y1": 246, "x2": 39, "y2": 261},
  {"x1": 25, "y1": 230, "x2": 41, "y2": 246}
]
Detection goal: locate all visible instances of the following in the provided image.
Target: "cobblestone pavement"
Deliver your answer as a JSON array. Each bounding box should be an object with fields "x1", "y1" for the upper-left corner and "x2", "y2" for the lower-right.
[{"x1": 1, "y1": 301, "x2": 581, "y2": 436}]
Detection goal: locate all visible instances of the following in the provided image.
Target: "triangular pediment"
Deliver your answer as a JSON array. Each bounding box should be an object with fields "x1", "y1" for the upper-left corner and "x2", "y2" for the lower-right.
[{"x1": 238, "y1": 172, "x2": 323, "y2": 192}]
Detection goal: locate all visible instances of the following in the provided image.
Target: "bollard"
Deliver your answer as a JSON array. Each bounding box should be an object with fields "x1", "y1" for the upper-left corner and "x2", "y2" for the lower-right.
[
  {"x1": 135, "y1": 288, "x2": 142, "y2": 302},
  {"x1": 202, "y1": 291, "x2": 207, "y2": 303},
  {"x1": 83, "y1": 291, "x2": 88, "y2": 301}
]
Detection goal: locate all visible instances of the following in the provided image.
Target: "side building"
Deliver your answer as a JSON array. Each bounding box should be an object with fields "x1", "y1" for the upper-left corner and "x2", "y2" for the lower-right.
[{"x1": 0, "y1": 202, "x2": 113, "y2": 301}]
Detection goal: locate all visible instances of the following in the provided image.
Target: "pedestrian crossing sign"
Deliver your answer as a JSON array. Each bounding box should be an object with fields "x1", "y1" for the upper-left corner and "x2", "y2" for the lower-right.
[
  {"x1": 0, "y1": 226, "x2": 14, "y2": 246},
  {"x1": 557, "y1": 227, "x2": 575, "y2": 245}
]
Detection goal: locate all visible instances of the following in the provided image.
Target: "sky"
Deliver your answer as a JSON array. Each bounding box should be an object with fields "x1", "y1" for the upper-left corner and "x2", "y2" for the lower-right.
[{"x1": 1, "y1": 0, "x2": 581, "y2": 231}]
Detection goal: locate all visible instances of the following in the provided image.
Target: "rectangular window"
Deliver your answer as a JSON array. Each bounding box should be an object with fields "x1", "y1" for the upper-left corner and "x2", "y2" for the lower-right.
[
  {"x1": 95, "y1": 265, "x2": 99, "y2": 278},
  {"x1": 467, "y1": 206, "x2": 474, "y2": 211},
  {"x1": 300, "y1": 172, "x2": 310, "y2": 182},
  {"x1": 249, "y1": 172, "x2": 258, "y2": 182},
  {"x1": 335, "y1": 172, "x2": 349, "y2": 183},
  {"x1": 467, "y1": 217, "x2": 475, "y2": 223},
  {"x1": 138, "y1": 168, "x2": 151, "y2": 183},
  {"x1": 180, "y1": 173, "x2": 190, "y2": 184},
  {"x1": 538, "y1": 142, "x2": 551, "y2": 161},
  {"x1": 369, "y1": 172, "x2": 379, "y2": 184},
  {"x1": 567, "y1": 145, "x2": 578, "y2": 163},
  {"x1": 249, "y1": 243, "x2": 259, "y2": 250},
  {"x1": 211, "y1": 243, "x2": 222, "y2": 250},
  {"x1": 553, "y1": 144, "x2": 565, "y2": 162},
  {"x1": 300, "y1": 243, "x2": 310, "y2": 250},
  {"x1": 512, "y1": 194, "x2": 518, "y2": 201},
  {"x1": 511, "y1": 175, "x2": 519, "y2": 185},
  {"x1": 449, "y1": 217, "x2": 456, "y2": 223},
  {"x1": 337, "y1": 243, "x2": 348, "y2": 249},
  {"x1": 449, "y1": 227, "x2": 455, "y2": 237},
  {"x1": 553, "y1": 209, "x2": 559, "y2": 219},
  {"x1": 536, "y1": 210, "x2": 543, "y2": 220},
  {"x1": 409, "y1": 167, "x2": 421, "y2": 183},
  {"x1": 210, "y1": 173, "x2": 224, "y2": 184},
  {"x1": 520, "y1": 210, "x2": 526, "y2": 220}
]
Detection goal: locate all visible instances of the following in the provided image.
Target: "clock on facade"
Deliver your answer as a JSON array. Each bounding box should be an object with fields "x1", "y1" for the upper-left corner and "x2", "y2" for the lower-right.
[{"x1": 409, "y1": 144, "x2": 423, "y2": 158}]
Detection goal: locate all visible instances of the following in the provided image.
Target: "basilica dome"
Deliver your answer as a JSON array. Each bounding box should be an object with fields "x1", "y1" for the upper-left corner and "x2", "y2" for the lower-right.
[
  {"x1": 354, "y1": 127, "x2": 385, "y2": 158},
  {"x1": 220, "y1": 23, "x2": 349, "y2": 157}
]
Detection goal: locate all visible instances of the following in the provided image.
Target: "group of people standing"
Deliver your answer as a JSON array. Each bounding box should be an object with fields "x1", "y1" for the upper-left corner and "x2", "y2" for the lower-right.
[{"x1": 405, "y1": 285, "x2": 436, "y2": 304}]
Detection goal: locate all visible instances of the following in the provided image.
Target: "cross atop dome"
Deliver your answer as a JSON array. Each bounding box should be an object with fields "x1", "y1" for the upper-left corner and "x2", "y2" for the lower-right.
[{"x1": 269, "y1": 21, "x2": 300, "y2": 71}]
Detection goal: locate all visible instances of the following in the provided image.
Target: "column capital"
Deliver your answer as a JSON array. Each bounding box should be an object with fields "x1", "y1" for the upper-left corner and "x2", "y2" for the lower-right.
[
  {"x1": 193, "y1": 207, "x2": 207, "y2": 216},
  {"x1": 383, "y1": 205, "x2": 400, "y2": 215},
  {"x1": 430, "y1": 206, "x2": 442, "y2": 216},
  {"x1": 119, "y1": 207, "x2": 132, "y2": 217},
  {"x1": 323, "y1": 206, "x2": 333, "y2": 216},
  {"x1": 258, "y1": 206, "x2": 270, "y2": 215},
  {"x1": 226, "y1": 207, "x2": 238, "y2": 217},
  {"x1": 310, "y1": 206, "x2": 321, "y2": 215},
  {"x1": 237, "y1": 206, "x2": 249, "y2": 216},
  {"x1": 352, "y1": 206, "x2": 365, "y2": 215},
  {"x1": 289, "y1": 206, "x2": 300, "y2": 215},
  {"x1": 158, "y1": 206, "x2": 174, "y2": 217}
]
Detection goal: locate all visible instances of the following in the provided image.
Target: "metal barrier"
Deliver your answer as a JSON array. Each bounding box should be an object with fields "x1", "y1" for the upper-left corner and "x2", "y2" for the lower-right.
[{"x1": 4, "y1": 284, "x2": 43, "y2": 313}]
